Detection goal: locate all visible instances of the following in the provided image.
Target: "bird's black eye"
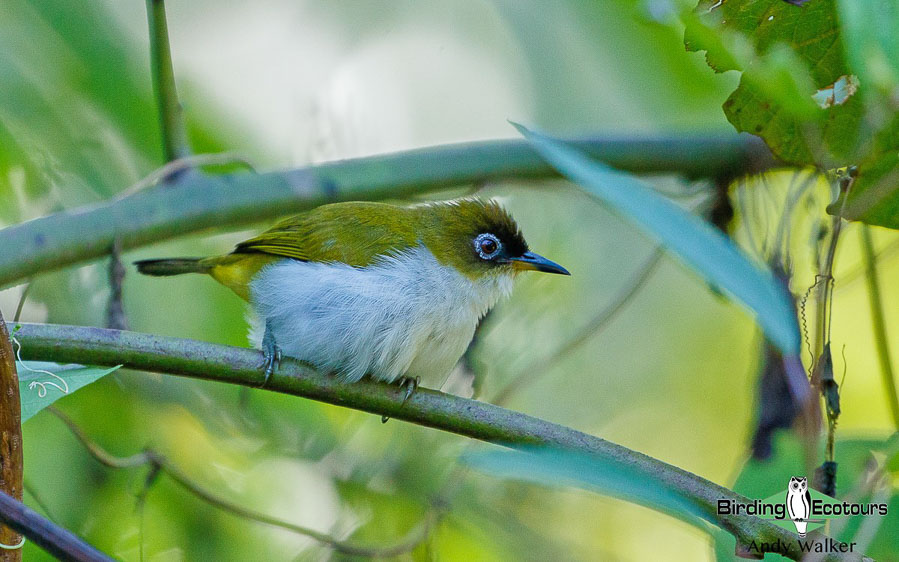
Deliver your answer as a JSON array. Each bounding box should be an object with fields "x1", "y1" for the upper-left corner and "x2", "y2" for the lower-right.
[{"x1": 474, "y1": 233, "x2": 501, "y2": 260}]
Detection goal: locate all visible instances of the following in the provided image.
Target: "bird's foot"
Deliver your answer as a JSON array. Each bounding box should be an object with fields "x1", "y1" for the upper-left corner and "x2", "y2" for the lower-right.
[
  {"x1": 381, "y1": 376, "x2": 421, "y2": 423},
  {"x1": 260, "y1": 324, "x2": 282, "y2": 387},
  {"x1": 399, "y1": 375, "x2": 421, "y2": 405},
  {"x1": 261, "y1": 344, "x2": 282, "y2": 386}
]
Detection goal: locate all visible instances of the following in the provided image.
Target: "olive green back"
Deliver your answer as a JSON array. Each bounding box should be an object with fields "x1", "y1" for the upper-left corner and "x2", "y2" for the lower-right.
[{"x1": 233, "y1": 201, "x2": 420, "y2": 266}]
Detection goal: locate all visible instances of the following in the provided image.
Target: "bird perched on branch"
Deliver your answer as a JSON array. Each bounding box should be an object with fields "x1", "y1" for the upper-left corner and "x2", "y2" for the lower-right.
[{"x1": 135, "y1": 198, "x2": 568, "y2": 393}]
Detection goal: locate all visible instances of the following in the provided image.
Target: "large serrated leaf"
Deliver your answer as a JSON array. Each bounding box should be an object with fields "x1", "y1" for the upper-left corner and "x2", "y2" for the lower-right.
[
  {"x1": 686, "y1": 0, "x2": 899, "y2": 230},
  {"x1": 515, "y1": 123, "x2": 800, "y2": 355},
  {"x1": 686, "y1": 0, "x2": 863, "y2": 166},
  {"x1": 17, "y1": 361, "x2": 121, "y2": 421}
]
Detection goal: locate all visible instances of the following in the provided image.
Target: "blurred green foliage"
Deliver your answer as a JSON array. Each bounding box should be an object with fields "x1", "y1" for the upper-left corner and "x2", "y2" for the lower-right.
[{"x1": 1, "y1": 1, "x2": 898, "y2": 560}]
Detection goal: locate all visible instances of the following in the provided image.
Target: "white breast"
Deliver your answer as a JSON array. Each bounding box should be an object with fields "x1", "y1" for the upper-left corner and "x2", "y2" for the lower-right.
[{"x1": 248, "y1": 246, "x2": 512, "y2": 387}]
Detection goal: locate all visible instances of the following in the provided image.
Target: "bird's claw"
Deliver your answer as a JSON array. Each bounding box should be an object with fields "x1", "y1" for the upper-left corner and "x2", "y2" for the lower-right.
[
  {"x1": 381, "y1": 376, "x2": 421, "y2": 423},
  {"x1": 401, "y1": 376, "x2": 420, "y2": 405},
  {"x1": 261, "y1": 325, "x2": 282, "y2": 387},
  {"x1": 261, "y1": 344, "x2": 282, "y2": 386}
]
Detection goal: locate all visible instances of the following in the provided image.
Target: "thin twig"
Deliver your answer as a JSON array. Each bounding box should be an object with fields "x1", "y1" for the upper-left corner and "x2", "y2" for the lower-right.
[
  {"x1": 859, "y1": 225, "x2": 899, "y2": 430},
  {"x1": 22, "y1": 481, "x2": 57, "y2": 524},
  {"x1": 106, "y1": 239, "x2": 129, "y2": 331},
  {"x1": 47, "y1": 407, "x2": 433, "y2": 558},
  {"x1": 808, "y1": 171, "x2": 855, "y2": 483},
  {"x1": 8, "y1": 322, "x2": 850, "y2": 560},
  {"x1": 146, "y1": 0, "x2": 190, "y2": 164},
  {"x1": 114, "y1": 152, "x2": 256, "y2": 201},
  {"x1": 491, "y1": 248, "x2": 664, "y2": 405},
  {"x1": 12, "y1": 285, "x2": 30, "y2": 325},
  {"x1": 814, "y1": 226, "x2": 841, "y2": 366},
  {"x1": 834, "y1": 236, "x2": 899, "y2": 289}
]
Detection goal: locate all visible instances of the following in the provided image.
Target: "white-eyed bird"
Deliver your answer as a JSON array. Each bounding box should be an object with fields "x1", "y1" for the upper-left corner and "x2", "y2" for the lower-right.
[{"x1": 135, "y1": 198, "x2": 568, "y2": 391}]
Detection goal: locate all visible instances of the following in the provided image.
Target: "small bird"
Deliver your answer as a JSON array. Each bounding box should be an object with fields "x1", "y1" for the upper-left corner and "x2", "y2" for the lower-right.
[{"x1": 135, "y1": 198, "x2": 568, "y2": 392}]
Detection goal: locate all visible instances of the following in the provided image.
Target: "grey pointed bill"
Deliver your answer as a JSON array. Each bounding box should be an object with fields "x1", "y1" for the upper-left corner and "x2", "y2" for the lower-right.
[{"x1": 506, "y1": 251, "x2": 570, "y2": 275}]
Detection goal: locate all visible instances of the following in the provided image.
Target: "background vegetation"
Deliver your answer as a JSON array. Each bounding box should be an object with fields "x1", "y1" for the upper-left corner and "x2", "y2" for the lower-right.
[{"x1": 0, "y1": 1, "x2": 896, "y2": 560}]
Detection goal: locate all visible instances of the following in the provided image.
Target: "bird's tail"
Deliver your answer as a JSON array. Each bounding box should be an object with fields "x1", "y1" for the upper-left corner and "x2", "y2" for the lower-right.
[{"x1": 134, "y1": 258, "x2": 211, "y2": 277}]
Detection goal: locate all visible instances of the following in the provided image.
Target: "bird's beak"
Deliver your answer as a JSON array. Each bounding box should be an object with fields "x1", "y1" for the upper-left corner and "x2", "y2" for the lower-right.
[{"x1": 506, "y1": 251, "x2": 570, "y2": 275}]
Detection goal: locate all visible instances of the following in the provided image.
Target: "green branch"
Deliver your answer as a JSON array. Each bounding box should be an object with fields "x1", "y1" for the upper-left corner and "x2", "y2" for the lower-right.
[
  {"x1": 0, "y1": 134, "x2": 771, "y2": 289},
  {"x1": 8, "y1": 322, "x2": 854, "y2": 561},
  {"x1": 860, "y1": 225, "x2": 899, "y2": 430},
  {"x1": 146, "y1": 0, "x2": 190, "y2": 163}
]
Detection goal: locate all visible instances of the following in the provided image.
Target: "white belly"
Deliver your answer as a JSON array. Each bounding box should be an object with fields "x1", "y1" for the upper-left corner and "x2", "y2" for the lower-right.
[{"x1": 248, "y1": 246, "x2": 512, "y2": 387}]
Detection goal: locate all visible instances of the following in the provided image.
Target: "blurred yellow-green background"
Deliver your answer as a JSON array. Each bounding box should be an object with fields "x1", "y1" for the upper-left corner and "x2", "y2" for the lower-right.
[{"x1": 1, "y1": 1, "x2": 897, "y2": 560}]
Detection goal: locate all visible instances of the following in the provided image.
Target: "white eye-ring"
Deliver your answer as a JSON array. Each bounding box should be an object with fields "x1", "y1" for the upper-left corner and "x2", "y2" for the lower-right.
[{"x1": 474, "y1": 233, "x2": 502, "y2": 260}]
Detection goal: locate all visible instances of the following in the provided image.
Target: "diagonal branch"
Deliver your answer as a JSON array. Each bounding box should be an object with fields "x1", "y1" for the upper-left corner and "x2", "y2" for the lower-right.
[
  {"x1": 0, "y1": 134, "x2": 772, "y2": 289},
  {"x1": 0, "y1": 490, "x2": 112, "y2": 562},
  {"x1": 8, "y1": 322, "x2": 858, "y2": 561}
]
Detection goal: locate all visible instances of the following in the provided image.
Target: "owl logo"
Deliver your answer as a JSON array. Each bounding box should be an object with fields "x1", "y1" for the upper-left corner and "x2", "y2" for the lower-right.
[{"x1": 786, "y1": 476, "x2": 811, "y2": 537}]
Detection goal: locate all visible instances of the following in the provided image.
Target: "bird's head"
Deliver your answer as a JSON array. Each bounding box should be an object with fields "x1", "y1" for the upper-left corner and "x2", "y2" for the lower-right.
[{"x1": 415, "y1": 199, "x2": 569, "y2": 280}]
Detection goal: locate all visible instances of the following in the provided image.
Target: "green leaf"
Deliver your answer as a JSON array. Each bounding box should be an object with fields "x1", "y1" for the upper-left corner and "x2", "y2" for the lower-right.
[
  {"x1": 685, "y1": 0, "x2": 863, "y2": 166},
  {"x1": 515, "y1": 123, "x2": 800, "y2": 355},
  {"x1": 831, "y1": 116, "x2": 899, "y2": 228},
  {"x1": 17, "y1": 361, "x2": 121, "y2": 421},
  {"x1": 686, "y1": 0, "x2": 899, "y2": 229},
  {"x1": 464, "y1": 447, "x2": 711, "y2": 530}
]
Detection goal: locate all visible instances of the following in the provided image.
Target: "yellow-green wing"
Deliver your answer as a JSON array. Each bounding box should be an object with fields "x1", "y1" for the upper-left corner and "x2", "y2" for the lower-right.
[{"x1": 232, "y1": 201, "x2": 420, "y2": 267}]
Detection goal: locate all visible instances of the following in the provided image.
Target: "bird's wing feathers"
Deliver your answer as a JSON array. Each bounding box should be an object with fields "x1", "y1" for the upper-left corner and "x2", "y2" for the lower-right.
[
  {"x1": 200, "y1": 202, "x2": 420, "y2": 301},
  {"x1": 233, "y1": 202, "x2": 419, "y2": 267},
  {"x1": 234, "y1": 215, "x2": 314, "y2": 261}
]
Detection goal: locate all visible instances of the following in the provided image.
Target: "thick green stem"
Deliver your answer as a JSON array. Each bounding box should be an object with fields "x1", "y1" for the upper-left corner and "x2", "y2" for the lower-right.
[
  {"x1": 860, "y1": 225, "x2": 899, "y2": 430},
  {"x1": 146, "y1": 0, "x2": 190, "y2": 163},
  {"x1": 9, "y1": 322, "x2": 860, "y2": 561},
  {"x1": 0, "y1": 134, "x2": 771, "y2": 289}
]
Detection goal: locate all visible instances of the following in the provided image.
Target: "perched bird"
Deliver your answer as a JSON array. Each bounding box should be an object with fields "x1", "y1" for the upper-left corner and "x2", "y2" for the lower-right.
[{"x1": 135, "y1": 198, "x2": 568, "y2": 391}]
